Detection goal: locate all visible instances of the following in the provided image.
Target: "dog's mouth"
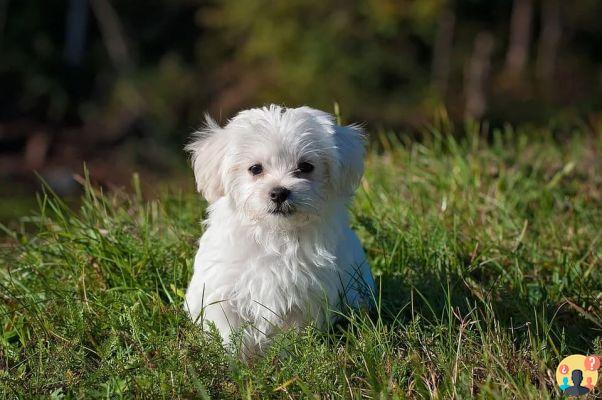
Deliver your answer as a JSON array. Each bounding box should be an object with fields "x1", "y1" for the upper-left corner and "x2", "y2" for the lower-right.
[{"x1": 269, "y1": 205, "x2": 296, "y2": 217}]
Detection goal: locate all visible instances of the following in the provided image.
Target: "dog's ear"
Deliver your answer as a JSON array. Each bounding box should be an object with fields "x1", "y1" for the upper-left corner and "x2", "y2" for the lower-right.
[
  {"x1": 331, "y1": 123, "x2": 365, "y2": 196},
  {"x1": 296, "y1": 107, "x2": 365, "y2": 196},
  {"x1": 185, "y1": 116, "x2": 229, "y2": 203}
]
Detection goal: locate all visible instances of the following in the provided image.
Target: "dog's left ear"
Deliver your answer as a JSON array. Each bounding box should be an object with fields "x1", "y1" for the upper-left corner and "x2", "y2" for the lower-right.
[
  {"x1": 297, "y1": 107, "x2": 365, "y2": 197},
  {"x1": 329, "y1": 124, "x2": 365, "y2": 196}
]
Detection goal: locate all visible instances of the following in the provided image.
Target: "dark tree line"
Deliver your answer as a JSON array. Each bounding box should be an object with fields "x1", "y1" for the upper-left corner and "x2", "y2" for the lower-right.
[{"x1": 1, "y1": 0, "x2": 601, "y2": 182}]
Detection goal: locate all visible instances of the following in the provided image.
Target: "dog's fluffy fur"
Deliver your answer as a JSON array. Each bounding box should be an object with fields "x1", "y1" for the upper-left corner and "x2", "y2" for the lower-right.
[{"x1": 184, "y1": 105, "x2": 374, "y2": 353}]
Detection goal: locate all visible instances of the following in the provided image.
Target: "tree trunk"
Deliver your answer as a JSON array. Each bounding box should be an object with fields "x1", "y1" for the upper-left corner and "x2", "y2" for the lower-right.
[
  {"x1": 64, "y1": 0, "x2": 89, "y2": 66},
  {"x1": 536, "y1": 0, "x2": 561, "y2": 84},
  {"x1": 504, "y1": 0, "x2": 533, "y2": 77},
  {"x1": 464, "y1": 32, "x2": 495, "y2": 120},
  {"x1": 89, "y1": 0, "x2": 131, "y2": 72},
  {"x1": 431, "y1": 8, "x2": 456, "y2": 98}
]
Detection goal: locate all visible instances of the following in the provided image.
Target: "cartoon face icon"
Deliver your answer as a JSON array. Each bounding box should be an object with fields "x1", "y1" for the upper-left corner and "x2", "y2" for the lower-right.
[{"x1": 563, "y1": 370, "x2": 590, "y2": 396}]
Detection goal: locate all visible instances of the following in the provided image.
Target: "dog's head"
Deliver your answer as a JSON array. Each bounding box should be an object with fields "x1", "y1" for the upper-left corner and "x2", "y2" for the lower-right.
[{"x1": 186, "y1": 105, "x2": 365, "y2": 227}]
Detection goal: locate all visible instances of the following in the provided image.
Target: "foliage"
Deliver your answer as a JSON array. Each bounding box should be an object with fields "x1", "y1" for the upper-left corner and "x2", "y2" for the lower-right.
[
  {"x1": 2, "y1": 0, "x2": 602, "y2": 136},
  {"x1": 1, "y1": 126, "x2": 601, "y2": 398}
]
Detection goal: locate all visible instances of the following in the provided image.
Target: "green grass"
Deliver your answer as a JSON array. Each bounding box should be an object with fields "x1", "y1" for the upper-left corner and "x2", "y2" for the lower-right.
[{"x1": 1, "y1": 125, "x2": 601, "y2": 398}]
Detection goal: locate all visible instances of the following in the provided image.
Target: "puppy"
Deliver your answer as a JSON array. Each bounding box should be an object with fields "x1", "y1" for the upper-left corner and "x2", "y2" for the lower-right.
[{"x1": 184, "y1": 105, "x2": 374, "y2": 354}]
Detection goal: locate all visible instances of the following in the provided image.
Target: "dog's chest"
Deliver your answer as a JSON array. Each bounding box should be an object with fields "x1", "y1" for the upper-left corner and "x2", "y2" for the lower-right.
[{"x1": 229, "y1": 244, "x2": 338, "y2": 323}]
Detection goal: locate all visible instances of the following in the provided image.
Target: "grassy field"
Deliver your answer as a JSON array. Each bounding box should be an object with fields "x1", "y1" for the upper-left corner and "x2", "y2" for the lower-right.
[{"x1": 1, "y1": 124, "x2": 601, "y2": 398}]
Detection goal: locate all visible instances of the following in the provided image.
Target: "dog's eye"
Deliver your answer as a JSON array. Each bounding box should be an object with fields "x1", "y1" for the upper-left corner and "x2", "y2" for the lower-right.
[
  {"x1": 249, "y1": 164, "x2": 263, "y2": 175},
  {"x1": 297, "y1": 162, "x2": 314, "y2": 173}
]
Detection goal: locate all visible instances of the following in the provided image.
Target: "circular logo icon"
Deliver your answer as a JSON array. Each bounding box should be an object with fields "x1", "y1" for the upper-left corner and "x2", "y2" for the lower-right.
[{"x1": 556, "y1": 354, "x2": 599, "y2": 396}]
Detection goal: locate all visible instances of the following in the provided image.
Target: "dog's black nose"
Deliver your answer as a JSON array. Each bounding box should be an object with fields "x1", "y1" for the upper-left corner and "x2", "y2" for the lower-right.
[{"x1": 269, "y1": 187, "x2": 290, "y2": 204}]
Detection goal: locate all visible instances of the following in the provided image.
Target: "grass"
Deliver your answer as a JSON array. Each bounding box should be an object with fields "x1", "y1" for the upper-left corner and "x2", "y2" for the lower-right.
[{"x1": 1, "y1": 123, "x2": 601, "y2": 398}]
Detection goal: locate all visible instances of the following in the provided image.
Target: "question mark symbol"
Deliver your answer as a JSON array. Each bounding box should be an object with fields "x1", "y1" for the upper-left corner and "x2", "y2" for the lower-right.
[
  {"x1": 560, "y1": 364, "x2": 569, "y2": 374},
  {"x1": 584, "y1": 356, "x2": 600, "y2": 371}
]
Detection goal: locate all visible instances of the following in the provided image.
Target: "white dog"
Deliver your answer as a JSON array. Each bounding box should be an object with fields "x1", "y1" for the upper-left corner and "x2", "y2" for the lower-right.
[{"x1": 184, "y1": 105, "x2": 374, "y2": 354}]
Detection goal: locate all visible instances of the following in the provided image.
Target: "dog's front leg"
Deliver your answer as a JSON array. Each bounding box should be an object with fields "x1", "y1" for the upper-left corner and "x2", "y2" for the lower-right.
[{"x1": 201, "y1": 302, "x2": 239, "y2": 345}]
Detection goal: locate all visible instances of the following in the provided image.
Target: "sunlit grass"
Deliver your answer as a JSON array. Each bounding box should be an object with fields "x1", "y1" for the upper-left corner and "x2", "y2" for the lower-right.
[{"x1": 1, "y1": 125, "x2": 600, "y2": 398}]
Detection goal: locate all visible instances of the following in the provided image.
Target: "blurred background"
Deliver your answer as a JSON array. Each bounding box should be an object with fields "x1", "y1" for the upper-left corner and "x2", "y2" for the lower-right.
[{"x1": 1, "y1": 0, "x2": 601, "y2": 220}]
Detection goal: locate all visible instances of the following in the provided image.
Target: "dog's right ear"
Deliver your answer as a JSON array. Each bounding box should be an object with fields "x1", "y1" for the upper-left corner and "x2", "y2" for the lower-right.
[{"x1": 185, "y1": 115, "x2": 229, "y2": 203}]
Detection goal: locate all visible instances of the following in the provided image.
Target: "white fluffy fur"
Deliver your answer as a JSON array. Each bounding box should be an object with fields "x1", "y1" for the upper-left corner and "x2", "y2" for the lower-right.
[{"x1": 184, "y1": 105, "x2": 375, "y2": 354}]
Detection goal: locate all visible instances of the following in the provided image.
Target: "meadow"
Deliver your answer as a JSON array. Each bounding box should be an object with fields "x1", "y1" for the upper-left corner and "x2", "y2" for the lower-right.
[{"x1": 1, "y1": 124, "x2": 600, "y2": 398}]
